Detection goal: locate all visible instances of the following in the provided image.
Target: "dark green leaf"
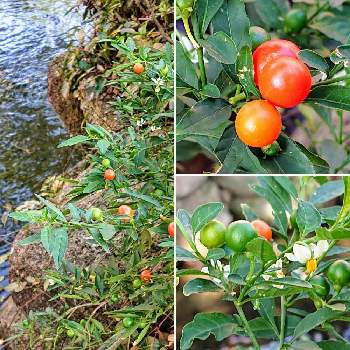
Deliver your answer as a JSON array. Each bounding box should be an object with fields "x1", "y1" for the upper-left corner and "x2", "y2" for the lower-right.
[
  {"x1": 296, "y1": 200, "x2": 322, "y2": 235},
  {"x1": 195, "y1": 0, "x2": 224, "y2": 36},
  {"x1": 183, "y1": 278, "x2": 221, "y2": 296},
  {"x1": 98, "y1": 223, "x2": 116, "y2": 240},
  {"x1": 57, "y1": 135, "x2": 90, "y2": 148},
  {"x1": 310, "y1": 180, "x2": 344, "y2": 205},
  {"x1": 318, "y1": 340, "x2": 350, "y2": 350},
  {"x1": 191, "y1": 202, "x2": 224, "y2": 233},
  {"x1": 199, "y1": 32, "x2": 238, "y2": 64},
  {"x1": 236, "y1": 46, "x2": 260, "y2": 97},
  {"x1": 298, "y1": 50, "x2": 328, "y2": 72},
  {"x1": 180, "y1": 313, "x2": 236, "y2": 350},
  {"x1": 330, "y1": 45, "x2": 350, "y2": 64},
  {"x1": 307, "y1": 85, "x2": 350, "y2": 111},
  {"x1": 35, "y1": 195, "x2": 66, "y2": 222},
  {"x1": 206, "y1": 248, "x2": 226, "y2": 260},
  {"x1": 316, "y1": 227, "x2": 350, "y2": 240},
  {"x1": 176, "y1": 246, "x2": 197, "y2": 262},
  {"x1": 17, "y1": 233, "x2": 41, "y2": 246},
  {"x1": 261, "y1": 277, "x2": 312, "y2": 289},
  {"x1": 246, "y1": 238, "x2": 276, "y2": 263},
  {"x1": 9, "y1": 210, "x2": 43, "y2": 222},
  {"x1": 122, "y1": 189, "x2": 161, "y2": 207},
  {"x1": 176, "y1": 41, "x2": 198, "y2": 89},
  {"x1": 96, "y1": 139, "x2": 110, "y2": 154},
  {"x1": 241, "y1": 204, "x2": 258, "y2": 221},
  {"x1": 202, "y1": 83, "x2": 221, "y2": 97}
]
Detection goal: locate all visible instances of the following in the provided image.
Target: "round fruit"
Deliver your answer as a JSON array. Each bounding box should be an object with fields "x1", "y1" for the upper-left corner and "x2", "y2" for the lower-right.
[
  {"x1": 22, "y1": 319, "x2": 30, "y2": 328},
  {"x1": 123, "y1": 317, "x2": 135, "y2": 328},
  {"x1": 253, "y1": 39, "x2": 300, "y2": 86},
  {"x1": 251, "y1": 219, "x2": 272, "y2": 241},
  {"x1": 140, "y1": 269, "x2": 152, "y2": 283},
  {"x1": 104, "y1": 169, "x2": 116, "y2": 181},
  {"x1": 225, "y1": 220, "x2": 258, "y2": 252},
  {"x1": 91, "y1": 208, "x2": 103, "y2": 221},
  {"x1": 101, "y1": 158, "x2": 111, "y2": 168},
  {"x1": 261, "y1": 141, "x2": 281, "y2": 156},
  {"x1": 310, "y1": 275, "x2": 330, "y2": 298},
  {"x1": 133, "y1": 278, "x2": 142, "y2": 289},
  {"x1": 139, "y1": 321, "x2": 148, "y2": 329},
  {"x1": 249, "y1": 26, "x2": 270, "y2": 50},
  {"x1": 200, "y1": 220, "x2": 226, "y2": 249},
  {"x1": 168, "y1": 222, "x2": 175, "y2": 237},
  {"x1": 110, "y1": 294, "x2": 119, "y2": 303},
  {"x1": 117, "y1": 205, "x2": 133, "y2": 222},
  {"x1": 235, "y1": 100, "x2": 282, "y2": 147},
  {"x1": 285, "y1": 9, "x2": 307, "y2": 33},
  {"x1": 133, "y1": 63, "x2": 144, "y2": 75},
  {"x1": 259, "y1": 56, "x2": 312, "y2": 108},
  {"x1": 67, "y1": 329, "x2": 75, "y2": 338},
  {"x1": 327, "y1": 260, "x2": 350, "y2": 292}
]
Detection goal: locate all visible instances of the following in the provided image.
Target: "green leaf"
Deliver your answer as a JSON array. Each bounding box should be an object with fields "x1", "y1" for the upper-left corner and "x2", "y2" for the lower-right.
[
  {"x1": 246, "y1": 237, "x2": 276, "y2": 263},
  {"x1": 310, "y1": 180, "x2": 344, "y2": 205},
  {"x1": 261, "y1": 277, "x2": 312, "y2": 289},
  {"x1": 88, "y1": 228, "x2": 110, "y2": 253},
  {"x1": 177, "y1": 209, "x2": 196, "y2": 251},
  {"x1": 298, "y1": 50, "x2": 328, "y2": 72},
  {"x1": 122, "y1": 189, "x2": 161, "y2": 208},
  {"x1": 307, "y1": 85, "x2": 350, "y2": 111},
  {"x1": 212, "y1": 0, "x2": 251, "y2": 50},
  {"x1": 183, "y1": 278, "x2": 221, "y2": 296},
  {"x1": 274, "y1": 176, "x2": 298, "y2": 199},
  {"x1": 35, "y1": 194, "x2": 66, "y2": 222},
  {"x1": 318, "y1": 340, "x2": 350, "y2": 350},
  {"x1": 85, "y1": 123, "x2": 113, "y2": 140},
  {"x1": 296, "y1": 200, "x2": 322, "y2": 235},
  {"x1": 291, "y1": 308, "x2": 341, "y2": 342},
  {"x1": 319, "y1": 206, "x2": 341, "y2": 222},
  {"x1": 96, "y1": 139, "x2": 110, "y2": 154},
  {"x1": 176, "y1": 246, "x2": 197, "y2": 262},
  {"x1": 57, "y1": 135, "x2": 90, "y2": 148},
  {"x1": 17, "y1": 233, "x2": 41, "y2": 246},
  {"x1": 195, "y1": 0, "x2": 224, "y2": 36},
  {"x1": 236, "y1": 46, "x2": 260, "y2": 97},
  {"x1": 98, "y1": 224, "x2": 116, "y2": 240},
  {"x1": 9, "y1": 210, "x2": 43, "y2": 222},
  {"x1": 177, "y1": 99, "x2": 232, "y2": 154},
  {"x1": 199, "y1": 32, "x2": 238, "y2": 64},
  {"x1": 177, "y1": 269, "x2": 208, "y2": 277},
  {"x1": 316, "y1": 227, "x2": 350, "y2": 240},
  {"x1": 175, "y1": 41, "x2": 198, "y2": 89},
  {"x1": 241, "y1": 204, "x2": 258, "y2": 221},
  {"x1": 330, "y1": 45, "x2": 350, "y2": 64},
  {"x1": 291, "y1": 341, "x2": 322, "y2": 350},
  {"x1": 67, "y1": 203, "x2": 81, "y2": 221},
  {"x1": 180, "y1": 313, "x2": 236, "y2": 350},
  {"x1": 202, "y1": 83, "x2": 221, "y2": 98},
  {"x1": 215, "y1": 126, "x2": 266, "y2": 174},
  {"x1": 258, "y1": 299, "x2": 278, "y2": 337},
  {"x1": 206, "y1": 248, "x2": 226, "y2": 260},
  {"x1": 191, "y1": 202, "x2": 224, "y2": 233}
]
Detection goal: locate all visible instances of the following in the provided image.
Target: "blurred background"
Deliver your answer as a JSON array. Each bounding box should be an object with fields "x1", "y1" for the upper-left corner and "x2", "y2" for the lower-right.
[{"x1": 176, "y1": 176, "x2": 350, "y2": 350}]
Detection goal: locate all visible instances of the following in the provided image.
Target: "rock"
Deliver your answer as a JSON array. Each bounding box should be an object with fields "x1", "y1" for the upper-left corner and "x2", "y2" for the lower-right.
[{"x1": 176, "y1": 176, "x2": 208, "y2": 198}]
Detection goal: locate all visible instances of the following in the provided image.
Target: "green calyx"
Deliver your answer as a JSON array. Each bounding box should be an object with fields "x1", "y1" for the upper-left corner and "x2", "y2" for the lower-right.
[
  {"x1": 261, "y1": 141, "x2": 281, "y2": 157},
  {"x1": 176, "y1": 0, "x2": 195, "y2": 17}
]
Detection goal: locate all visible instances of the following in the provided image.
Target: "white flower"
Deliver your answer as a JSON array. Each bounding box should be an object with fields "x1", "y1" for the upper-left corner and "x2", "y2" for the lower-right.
[
  {"x1": 262, "y1": 259, "x2": 285, "y2": 288},
  {"x1": 286, "y1": 240, "x2": 329, "y2": 276}
]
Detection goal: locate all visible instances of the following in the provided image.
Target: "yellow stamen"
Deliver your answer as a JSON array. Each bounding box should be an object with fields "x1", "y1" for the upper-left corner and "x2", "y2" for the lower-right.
[{"x1": 306, "y1": 258, "x2": 317, "y2": 273}]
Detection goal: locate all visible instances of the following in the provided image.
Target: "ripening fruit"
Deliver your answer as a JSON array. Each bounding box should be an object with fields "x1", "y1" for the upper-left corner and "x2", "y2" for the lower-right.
[
  {"x1": 253, "y1": 39, "x2": 300, "y2": 86},
  {"x1": 133, "y1": 63, "x2": 145, "y2": 75},
  {"x1": 123, "y1": 317, "x2": 135, "y2": 328},
  {"x1": 225, "y1": 220, "x2": 258, "y2": 252},
  {"x1": 251, "y1": 219, "x2": 272, "y2": 241},
  {"x1": 168, "y1": 222, "x2": 175, "y2": 237},
  {"x1": 91, "y1": 207, "x2": 103, "y2": 221},
  {"x1": 200, "y1": 220, "x2": 226, "y2": 249},
  {"x1": 259, "y1": 56, "x2": 312, "y2": 108},
  {"x1": 104, "y1": 169, "x2": 116, "y2": 181},
  {"x1": 235, "y1": 100, "x2": 282, "y2": 147},
  {"x1": 132, "y1": 278, "x2": 142, "y2": 289},
  {"x1": 249, "y1": 26, "x2": 270, "y2": 50},
  {"x1": 140, "y1": 269, "x2": 152, "y2": 283},
  {"x1": 117, "y1": 205, "x2": 133, "y2": 222}
]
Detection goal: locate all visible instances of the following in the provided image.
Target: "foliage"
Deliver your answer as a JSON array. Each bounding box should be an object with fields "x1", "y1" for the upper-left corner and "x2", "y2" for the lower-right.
[
  {"x1": 176, "y1": 0, "x2": 350, "y2": 173},
  {"x1": 177, "y1": 176, "x2": 350, "y2": 349}
]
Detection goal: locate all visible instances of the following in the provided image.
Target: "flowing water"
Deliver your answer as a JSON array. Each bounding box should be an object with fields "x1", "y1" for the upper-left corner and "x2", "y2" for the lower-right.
[{"x1": 0, "y1": 0, "x2": 82, "y2": 300}]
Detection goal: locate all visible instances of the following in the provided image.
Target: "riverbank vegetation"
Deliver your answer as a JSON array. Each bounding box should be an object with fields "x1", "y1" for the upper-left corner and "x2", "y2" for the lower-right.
[{"x1": 1, "y1": 0, "x2": 174, "y2": 348}]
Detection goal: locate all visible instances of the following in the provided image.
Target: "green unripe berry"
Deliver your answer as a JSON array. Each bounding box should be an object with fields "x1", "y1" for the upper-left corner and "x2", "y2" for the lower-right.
[
  {"x1": 200, "y1": 220, "x2": 226, "y2": 249},
  {"x1": 102, "y1": 159, "x2": 111, "y2": 168}
]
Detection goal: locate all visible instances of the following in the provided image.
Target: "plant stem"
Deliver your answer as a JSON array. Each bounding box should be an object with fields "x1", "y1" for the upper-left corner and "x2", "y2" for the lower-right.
[
  {"x1": 307, "y1": 2, "x2": 330, "y2": 23},
  {"x1": 313, "y1": 74, "x2": 350, "y2": 87},
  {"x1": 197, "y1": 47, "x2": 207, "y2": 87},
  {"x1": 182, "y1": 17, "x2": 199, "y2": 49},
  {"x1": 234, "y1": 301, "x2": 260, "y2": 350},
  {"x1": 337, "y1": 111, "x2": 343, "y2": 144},
  {"x1": 278, "y1": 296, "x2": 287, "y2": 350},
  {"x1": 229, "y1": 92, "x2": 246, "y2": 106}
]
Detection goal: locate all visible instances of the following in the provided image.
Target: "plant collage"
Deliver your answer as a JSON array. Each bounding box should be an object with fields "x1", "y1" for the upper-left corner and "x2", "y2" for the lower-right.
[{"x1": 1, "y1": 0, "x2": 350, "y2": 350}]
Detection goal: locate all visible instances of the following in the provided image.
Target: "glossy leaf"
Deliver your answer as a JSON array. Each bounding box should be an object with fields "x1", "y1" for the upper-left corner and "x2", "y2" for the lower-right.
[
  {"x1": 183, "y1": 278, "x2": 221, "y2": 296},
  {"x1": 176, "y1": 41, "x2": 198, "y2": 89},
  {"x1": 261, "y1": 277, "x2": 312, "y2": 289},
  {"x1": 318, "y1": 340, "x2": 350, "y2": 350},
  {"x1": 180, "y1": 313, "x2": 236, "y2": 350},
  {"x1": 241, "y1": 203, "x2": 258, "y2": 221},
  {"x1": 296, "y1": 200, "x2": 322, "y2": 235},
  {"x1": 298, "y1": 50, "x2": 328, "y2": 72},
  {"x1": 246, "y1": 237, "x2": 276, "y2": 263},
  {"x1": 310, "y1": 180, "x2": 344, "y2": 205},
  {"x1": 202, "y1": 83, "x2": 221, "y2": 98},
  {"x1": 316, "y1": 227, "x2": 350, "y2": 240},
  {"x1": 58, "y1": 135, "x2": 90, "y2": 148},
  {"x1": 206, "y1": 248, "x2": 226, "y2": 260},
  {"x1": 176, "y1": 247, "x2": 197, "y2": 262},
  {"x1": 330, "y1": 45, "x2": 350, "y2": 64},
  {"x1": 307, "y1": 85, "x2": 350, "y2": 111},
  {"x1": 195, "y1": 0, "x2": 224, "y2": 36},
  {"x1": 191, "y1": 202, "x2": 224, "y2": 233}
]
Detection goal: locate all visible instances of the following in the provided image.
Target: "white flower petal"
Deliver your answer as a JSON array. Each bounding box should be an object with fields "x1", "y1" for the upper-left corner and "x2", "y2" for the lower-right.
[
  {"x1": 201, "y1": 267, "x2": 209, "y2": 274},
  {"x1": 293, "y1": 243, "x2": 311, "y2": 263},
  {"x1": 285, "y1": 253, "x2": 299, "y2": 262},
  {"x1": 262, "y1": 274, "x2": 271, "y2": 281},
  {"x1": 313, "y1": 240, "x2": 329, "y2": 259}
]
